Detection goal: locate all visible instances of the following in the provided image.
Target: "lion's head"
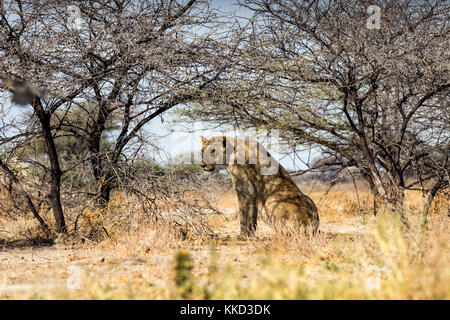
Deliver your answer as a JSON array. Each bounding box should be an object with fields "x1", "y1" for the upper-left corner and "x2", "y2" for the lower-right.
[{"x1": 199, "y1": 136, "x2": 227, "y2": 172}]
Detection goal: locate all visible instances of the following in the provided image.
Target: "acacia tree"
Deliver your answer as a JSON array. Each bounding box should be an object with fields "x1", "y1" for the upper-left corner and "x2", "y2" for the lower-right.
[
  {"x1": 185, "y1": 0, "x2": 449, "y2": 222},
  {"x1": 0, "y1": 0, "x2": 240, "y2": 232},
  {"x1": 54, "y1": 0, "x2": 238, "y2": 204},
  {"x1": 0, "y1": 0, "x2": 92, "y2": 232}
]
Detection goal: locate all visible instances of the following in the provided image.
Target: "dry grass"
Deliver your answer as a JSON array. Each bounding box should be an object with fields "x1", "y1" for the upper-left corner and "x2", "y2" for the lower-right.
[{"x1": 0, "y1": 183, "x2": 448, "y2": 299}]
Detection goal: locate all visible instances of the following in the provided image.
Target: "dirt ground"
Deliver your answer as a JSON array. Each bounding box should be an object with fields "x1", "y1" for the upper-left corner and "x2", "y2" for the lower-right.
[
  {"x1": 0, "y1": 186, "x2": 448, "y2": 299},
  {"x1": 0, "y1": 219, "x2": 366, "y2": 298}
]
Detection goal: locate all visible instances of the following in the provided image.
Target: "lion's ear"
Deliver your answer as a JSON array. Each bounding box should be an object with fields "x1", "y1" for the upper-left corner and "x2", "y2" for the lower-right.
[{"x1": 199, "y1": 136, "x2": 205, "y2": 144}]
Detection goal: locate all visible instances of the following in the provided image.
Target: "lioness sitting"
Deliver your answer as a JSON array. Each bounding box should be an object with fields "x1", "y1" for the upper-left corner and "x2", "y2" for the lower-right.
[{"x1": 200, "y1": 136, "x2": 319, "y2": 237}]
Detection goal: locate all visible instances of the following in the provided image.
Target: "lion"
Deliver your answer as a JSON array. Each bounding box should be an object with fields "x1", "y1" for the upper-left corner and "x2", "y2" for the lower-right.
[{"x1": 200, "y1": 136, "x2": 319, "y2": 237}]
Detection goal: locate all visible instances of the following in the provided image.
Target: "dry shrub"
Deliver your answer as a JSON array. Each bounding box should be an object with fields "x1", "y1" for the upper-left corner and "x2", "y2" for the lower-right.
[
  {"x1": 0, "y1": 161, "x2": 232, "y2": 246},
  {"x1": 308, "y1": 184, "x2": 374, "y2": 224},
  {"x1": 0, "y1": 205, "x2": 55, "y2": 245},
  {"x1": 429, "y1": 189, "x2": 449, "y2": 216},
  {"x1": 307, "y1": 183, "x2": 448, "y2": 226},
  {"x1": 71, "y1": 163, "x2": 231, "y2": 243}
]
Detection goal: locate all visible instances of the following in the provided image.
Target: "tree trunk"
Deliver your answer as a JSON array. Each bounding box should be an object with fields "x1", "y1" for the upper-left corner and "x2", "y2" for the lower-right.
[
  {"x1": 99, "y1": 178, "x2": 112, "y2": 205},
  {"x1": 34, "y1": 100, "x2": 67, "y2": 233},
  {"x1": 366, "y1": 167, "x2": 408, "y2": 227},
  {"x1": 360, "y1": 169, "x2": 379, "y2": 216},
  {"x1": 392, "y1": 186, "x2": 405, "y2": 214},
  {"x1": 420, "y1": 181, "x2": 442, "y2": 233},
  {"x1": 87, "y1": 106, "x2": 114, "y2": 206},
  {"x1": 391, "y1": 186, "x2": 408, "y2": 227}
]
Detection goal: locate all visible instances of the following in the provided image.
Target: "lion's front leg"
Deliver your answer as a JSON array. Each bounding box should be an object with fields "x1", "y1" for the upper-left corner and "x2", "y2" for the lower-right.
[
  {"x1": 229, "y1": 165, "x2": 258, "y2": 237},
  {"x1": 237, "y1": 193, "x2": 258, "y2": 237}
]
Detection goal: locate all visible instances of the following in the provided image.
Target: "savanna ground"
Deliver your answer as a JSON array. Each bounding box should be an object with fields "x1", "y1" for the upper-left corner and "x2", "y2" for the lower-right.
[{"x1": 0, "y1": 176, "x2": 448, "y2": 300}]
